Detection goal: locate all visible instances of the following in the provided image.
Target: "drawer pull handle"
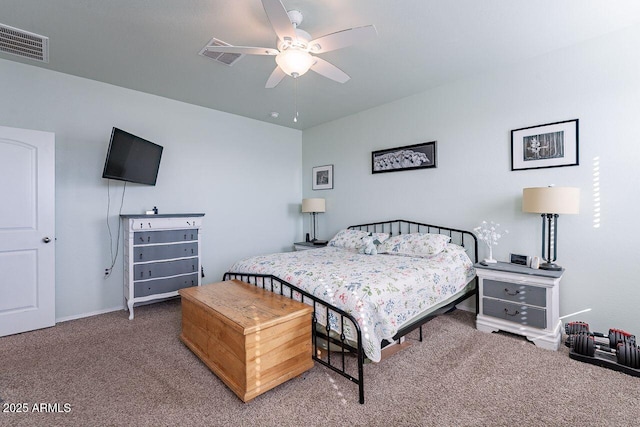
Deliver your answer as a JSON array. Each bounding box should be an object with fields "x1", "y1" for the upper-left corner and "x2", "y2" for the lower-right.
[
  {"x1": 504, "y1": 288, "x2": 521, "y2": 296},
  {"x1": 504, "y1": 308, "x2": 520, "y2": 317}
]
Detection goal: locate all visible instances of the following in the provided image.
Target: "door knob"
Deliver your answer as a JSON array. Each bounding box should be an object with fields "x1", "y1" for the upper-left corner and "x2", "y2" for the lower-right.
[{"x1": 43, "y1": 237, "x2": 51, "y2": 243}]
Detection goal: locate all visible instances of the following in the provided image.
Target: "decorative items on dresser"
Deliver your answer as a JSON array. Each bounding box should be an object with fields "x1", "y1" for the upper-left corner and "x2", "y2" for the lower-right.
[
  {"x1": 475, "y1": 261, "x2": 563, "y2": 351},
  {"x1": 121, "y1": 213, "x2": 204, "y2": 320}
]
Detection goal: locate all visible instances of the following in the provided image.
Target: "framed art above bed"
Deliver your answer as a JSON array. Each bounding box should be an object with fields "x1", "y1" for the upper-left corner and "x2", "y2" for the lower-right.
[
  {"x1": 372, "y1": 141, "x2": 437, "y2": 174},
  {"x1": 511, "y1": 119, "x2": 579, "y2": 171}
]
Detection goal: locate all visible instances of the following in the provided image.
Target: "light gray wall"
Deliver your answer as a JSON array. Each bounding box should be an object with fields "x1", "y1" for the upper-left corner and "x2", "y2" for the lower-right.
[
  {"x1": 302, "y1": 25, "x2": 640, "y2": 333},
  {"x1": 0, "y1": 58, "x2": 302, "y2": 321}
]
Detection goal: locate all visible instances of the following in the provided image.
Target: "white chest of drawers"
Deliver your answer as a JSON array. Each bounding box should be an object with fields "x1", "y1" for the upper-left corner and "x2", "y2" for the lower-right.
[
  {"x1": 475, "y1": 262, "x2": 563, "y2": 350},
  {"x1": 121, "y1": 214, "x2": 204, "y2": 319}
]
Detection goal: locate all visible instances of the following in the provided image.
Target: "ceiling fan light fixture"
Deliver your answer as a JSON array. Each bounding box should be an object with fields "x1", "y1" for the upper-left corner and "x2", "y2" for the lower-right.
[{"x1": 275, "y1": 48, "x2": 314, "y2": 77}]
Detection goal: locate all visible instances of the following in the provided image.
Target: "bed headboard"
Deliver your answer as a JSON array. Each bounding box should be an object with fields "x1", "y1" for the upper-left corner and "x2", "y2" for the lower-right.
[{"x1": 348, "y1": 219, "x2": 478, "y2": 263}]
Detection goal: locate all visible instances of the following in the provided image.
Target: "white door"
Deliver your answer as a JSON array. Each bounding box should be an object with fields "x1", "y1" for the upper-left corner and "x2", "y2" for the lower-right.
[{"x1": 0, "y1": 125, "x2": 55, "y2": 337}]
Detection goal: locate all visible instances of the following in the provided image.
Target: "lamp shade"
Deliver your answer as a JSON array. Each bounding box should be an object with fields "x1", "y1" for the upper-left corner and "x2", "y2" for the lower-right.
[
  {"x1": 522, "y1": 187, "x2": 580, "y2": 214},
  {"x1": 301, "y1": 198, "x2": 325, "y2": 213}
]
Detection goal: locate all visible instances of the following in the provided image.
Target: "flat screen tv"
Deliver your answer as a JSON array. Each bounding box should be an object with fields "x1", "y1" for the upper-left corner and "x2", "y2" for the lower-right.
[{"x1": 102, "y1": 127, "x2": 163, "y2": 186}]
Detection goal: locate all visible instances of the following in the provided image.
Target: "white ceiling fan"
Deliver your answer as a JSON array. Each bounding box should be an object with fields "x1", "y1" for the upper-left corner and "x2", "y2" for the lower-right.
[{"x1": 204, "y1": 0, "x2": 377, "y2": 88}]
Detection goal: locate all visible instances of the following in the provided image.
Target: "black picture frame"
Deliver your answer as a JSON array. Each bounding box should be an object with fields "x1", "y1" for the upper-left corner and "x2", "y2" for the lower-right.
[
  {"x1": 372, "y1": 141, "x2": 437, "y2": 174},
  {"x1": 312, "y1": 164, "x2": 333, "y2": 190},
  {"x1": 511, "y1": 119, "x2": 579, "y2": 171}
]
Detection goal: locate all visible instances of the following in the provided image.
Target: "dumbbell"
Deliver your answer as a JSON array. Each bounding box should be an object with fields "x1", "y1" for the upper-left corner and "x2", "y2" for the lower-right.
[
  {"x1": 565, "y1": 321, "x2": 636, "y2": 348},
  {"x1": 571, "y1": 334, "x2": 640, "y2": 369}
]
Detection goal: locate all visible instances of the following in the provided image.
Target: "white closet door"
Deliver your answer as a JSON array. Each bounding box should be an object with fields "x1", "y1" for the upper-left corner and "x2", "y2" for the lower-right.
[{"x1": 0, "y1": 125, "x2": 55, "y2": 337}]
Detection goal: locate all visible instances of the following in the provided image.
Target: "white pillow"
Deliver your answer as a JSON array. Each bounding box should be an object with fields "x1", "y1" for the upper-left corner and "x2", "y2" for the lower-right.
[
  {"x1": 377, "y1": 233, "x2": 451, "y2": 257},
  {"x1": 328, "y1": 229, "x2": 370, "y2": 249}
]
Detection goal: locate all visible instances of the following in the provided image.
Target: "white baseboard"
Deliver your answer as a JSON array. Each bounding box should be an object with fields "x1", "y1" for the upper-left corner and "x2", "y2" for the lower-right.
[{"x1": 55, "y1": 305, "x2": 124, "y2": 323}]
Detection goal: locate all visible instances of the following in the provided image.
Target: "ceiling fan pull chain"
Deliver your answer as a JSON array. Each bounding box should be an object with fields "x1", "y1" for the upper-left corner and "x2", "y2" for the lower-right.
[{"x1": 293, "y1": 76, "x2": 298, "y2": 123}]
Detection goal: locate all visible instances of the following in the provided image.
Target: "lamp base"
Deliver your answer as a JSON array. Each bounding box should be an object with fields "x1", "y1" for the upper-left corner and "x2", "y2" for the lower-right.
[{"x1": 539, "y1": 262, "x2": 562, "y2": 271}]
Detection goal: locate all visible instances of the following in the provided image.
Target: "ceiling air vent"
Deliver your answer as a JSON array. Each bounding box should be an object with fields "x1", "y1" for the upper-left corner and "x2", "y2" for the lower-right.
[
  {"x1": 0, "y1": 23, "x2": 49, "y2": 63},
  {"x1": 198, "y1": 38, "x2": 244, "y2": 66}
]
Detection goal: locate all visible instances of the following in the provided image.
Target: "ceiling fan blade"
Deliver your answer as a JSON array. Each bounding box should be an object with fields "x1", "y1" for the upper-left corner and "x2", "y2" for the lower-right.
[
  {"x1": 262, "y1": 0, "x2": 297, "y2": 43},
  {"x1": 204, "y1": 45, "x2": 278, "y2": 56},
  {"x1": 308, "y1": 25, "x2": 377, "y2": 54},
  {"x1": 265, "y1": 66, "x2": 286, "y2": 88},
  {"x1": 310, "y1": 57, "x2": 350, "y2": 83}
]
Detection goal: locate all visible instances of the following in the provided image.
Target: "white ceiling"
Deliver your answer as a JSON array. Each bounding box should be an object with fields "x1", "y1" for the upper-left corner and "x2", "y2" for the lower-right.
[{"x1": 2, "y1": 0, "x2": 639, "y2": 130}]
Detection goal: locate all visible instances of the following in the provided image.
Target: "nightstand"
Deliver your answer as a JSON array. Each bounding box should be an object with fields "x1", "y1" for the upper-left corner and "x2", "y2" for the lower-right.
[
  {"x1": 293, "y1": 241, "x2": 327, "y2": 251},
  {"x1": 475, "y1": 261, "x2": 563, "y2": 351}
]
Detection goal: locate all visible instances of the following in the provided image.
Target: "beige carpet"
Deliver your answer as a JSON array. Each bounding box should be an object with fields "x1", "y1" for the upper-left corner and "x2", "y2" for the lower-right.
[{"x1": 1, "y1": 299, "x2": 638, "y2": 427}]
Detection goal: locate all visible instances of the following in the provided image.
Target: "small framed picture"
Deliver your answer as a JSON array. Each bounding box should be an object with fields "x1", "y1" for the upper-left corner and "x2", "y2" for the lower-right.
[
  {"x1": 312, "y1": 165, "x2": 333, "y2": 190},
  {"x1": 372, "y1": 141, "x2": 437, "y2": 174},
  {"x1": 511, "y1": 119, "x2": 579, "y2": 171}
]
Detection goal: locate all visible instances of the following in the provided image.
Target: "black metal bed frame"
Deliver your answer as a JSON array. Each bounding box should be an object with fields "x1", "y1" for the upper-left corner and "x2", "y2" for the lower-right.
[{"x1": 223, "y1": 219, "x2": 478, "y2": 404}]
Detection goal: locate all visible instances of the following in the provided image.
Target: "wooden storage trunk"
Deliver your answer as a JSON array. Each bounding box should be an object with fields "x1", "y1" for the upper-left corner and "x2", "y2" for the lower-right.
[{"x1": 179, "y1": 280, "x2": 313, "y2": 402}]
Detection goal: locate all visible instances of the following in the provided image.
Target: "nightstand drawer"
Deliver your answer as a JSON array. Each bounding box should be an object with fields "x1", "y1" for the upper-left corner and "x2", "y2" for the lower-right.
[
  {"x1": 483, "y1": 298, "x2": 546, "y2": 329},
  {"x1": 483, "y1": 279, "x2": 546, "y2": 307}
]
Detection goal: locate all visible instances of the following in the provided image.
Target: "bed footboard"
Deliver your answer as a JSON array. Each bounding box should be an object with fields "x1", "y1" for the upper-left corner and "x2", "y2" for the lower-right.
[{"x1": 222, "y1": 272, "x2": 367, "y2": 404}]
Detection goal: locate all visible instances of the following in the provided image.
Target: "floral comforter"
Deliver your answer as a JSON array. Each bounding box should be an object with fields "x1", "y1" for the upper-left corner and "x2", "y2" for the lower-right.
[{"x1": 228, "y1": 245, "x2": 475, "y2": 362}]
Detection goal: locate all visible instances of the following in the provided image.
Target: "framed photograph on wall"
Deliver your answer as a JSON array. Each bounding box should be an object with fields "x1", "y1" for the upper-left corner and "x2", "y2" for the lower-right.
[
  {"x1": 372, "y1": 141, "x2": 437, "y2": 174},
  {"x1": 511, "y1": 119, "x2": 579, "y2": 171},
  {"x1": 312, "y1": 164, "x2": 333, "y2": 190}
]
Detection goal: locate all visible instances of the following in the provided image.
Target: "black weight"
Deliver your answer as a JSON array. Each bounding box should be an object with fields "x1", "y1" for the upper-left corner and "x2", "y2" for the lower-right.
[
  {"x1": 631, "y1": 344, "x2": 636, "y2": 368},
  {"x1": 617, "y1": 343, "x2": 640, "y2": 369},
  {"x1": 586, "y1": 335, "x2": 595, "y2": 357},
  {"x1": 566, "y1": 321, "x2": 589, "y2": 335},
  {"x1": 567, "y1": 332, "x2": 589, "y2": 349},
  {"x1": 573, "y1": 334, "x2": 596, "y2": 357},
  {"x1": 617, "y1": 343, "x2": 630, "y2": 367},
  {"x1": 616, "y1": 343, "x2": 625, "y2": 366},
  {"x1": 608, "y1": 329, "x2": 636, "y2": 348}
]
